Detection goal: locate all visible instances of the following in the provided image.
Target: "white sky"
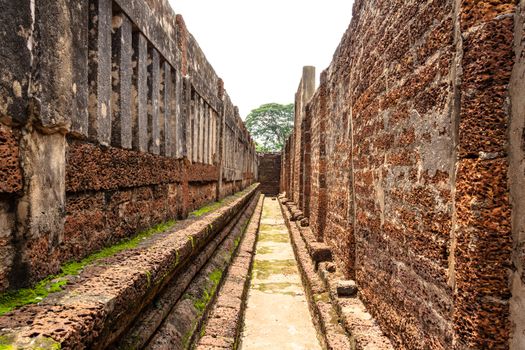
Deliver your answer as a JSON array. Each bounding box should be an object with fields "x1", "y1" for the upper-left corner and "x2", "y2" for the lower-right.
[{"x1": 169, "y1": 0, "x2": 354, "y2": 119}]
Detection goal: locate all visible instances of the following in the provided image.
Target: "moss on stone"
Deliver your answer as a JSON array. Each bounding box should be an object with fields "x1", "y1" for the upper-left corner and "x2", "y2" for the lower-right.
[
  {"x1": 253, "y1": 282, "x2": 299, "y2": 296},
  {"x1": 234, "y1": 236, "x2": 241, "y2": 248},
  {"x1": 252, "y1": 259, "x2": 297, "y2": 279},
  {"x1": 0, "y1": 334, "x2": 61, "y2": 350},
  {"x1": 0, "y1": 335, "x2": 14, "y2": 350},
  {"x1": 256, "y1": 246, "x2": 273, "y2": 255},
  {"x1": 314, "y1": 292, "x2": 330, "y2": 303},
  {"x1": 257, "y1": 232, "x2": 289, "y2": 243},
  {"x1": 190, "y1": 200, "x2": 223, "y2": 217},
  {"x1": 0, "y1": 220, "x2": 176, "y2": 316},
  {"x1": 188, "y1": 235, "x2": 195, "y2": 249}
]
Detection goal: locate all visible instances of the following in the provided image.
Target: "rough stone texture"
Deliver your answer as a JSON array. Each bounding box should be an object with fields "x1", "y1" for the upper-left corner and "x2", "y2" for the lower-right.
[
  {"x1": 241, "y1": 197, "x2": 322, "y2": 350},
  {"x1": 138, "y1": 191, "x2": 260, "y2": 350},
  {"x1": 0, "y1": 198, "x2": 15, "y2": 292},
  {"x1": 281, "y1": 1, "x2": 519, "y2": 348},
  {"x1": 0, "y1": 125, "x2": 22, "y2": 193},
  {"x1": 32, "y1": 0, "x2": 76, "y2": 132},
  {"x1": 257, "y1": 153, "x2": 281, "y2": 195},
  {"x1": 66, "y1": 139, "x2": 186, "y2": 192},
  {"x1": 0, "y1": 185, "x2": 258, "y2": 349},
  {"x1": 0, "y1": 0, "x2": 31, "y2": 126},
  {"x1": 336, "y1": 280, "x2": 357, "y2": 297},
  {"x1": 194, "y1": 195, "x2": 263, "y2": 349},
  {"x1": 14, "y1": 131, "x2": 66, "y2": 288},
  {"x1": 0, "y1": 0, "x2": 257, "y2": 292},
  {"x1": 279, "y1": 198, "x2": 355, "y2": 350},
  {"x1": 453, "y1": 4, "x2": 515, "y2": 349},
  {"x1": 510, "y1": 2, "x2": 525, "y2": 349}
]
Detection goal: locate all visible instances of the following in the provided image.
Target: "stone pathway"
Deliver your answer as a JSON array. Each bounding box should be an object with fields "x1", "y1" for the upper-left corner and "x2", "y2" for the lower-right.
[{"x1": 241, "y1": 197, "x2": 321, "y2": 350}]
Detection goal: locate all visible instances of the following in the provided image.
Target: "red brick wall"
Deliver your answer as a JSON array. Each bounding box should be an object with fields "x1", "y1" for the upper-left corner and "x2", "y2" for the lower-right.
[
  {"x1": 0, "y1": 1, "x2": 257, "y2": 292},
  {"x1": 281, "y1": 0, "x2": 519, "y2": 348},
  {"x1": 258, "y1": 153, "x2": 281, "y2": 196},
  {"x1": 308, "y1": 76, "x2": 328, "y2": 242}
]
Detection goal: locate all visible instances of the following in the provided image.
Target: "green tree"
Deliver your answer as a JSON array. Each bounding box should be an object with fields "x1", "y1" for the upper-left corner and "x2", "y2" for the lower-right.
[{"x1": 245, "y1": 103, "x2": 294, "y2": 152}]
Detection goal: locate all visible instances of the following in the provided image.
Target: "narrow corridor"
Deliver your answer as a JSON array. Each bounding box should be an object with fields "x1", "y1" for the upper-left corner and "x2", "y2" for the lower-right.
[{"x1": 241, "y1": 198, "x2": 321, "y2": 350}]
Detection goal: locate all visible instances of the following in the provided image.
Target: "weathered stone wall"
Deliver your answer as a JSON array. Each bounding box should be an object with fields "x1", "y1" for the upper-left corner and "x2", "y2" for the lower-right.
[
  {"x1": 258, "y1": 153, "x2": 281, "y2": 195},
  {"x1": 282, "y1": 0, "x2": 522, "y2": 348},
  {"x1": 0, "y1": 0, "x2": 256, "y2": 292}
]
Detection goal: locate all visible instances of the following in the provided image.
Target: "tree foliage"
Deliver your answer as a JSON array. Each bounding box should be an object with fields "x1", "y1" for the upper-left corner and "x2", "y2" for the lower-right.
[{"x1": 245, "y1": 103, "x2": 294, "y2": 152}]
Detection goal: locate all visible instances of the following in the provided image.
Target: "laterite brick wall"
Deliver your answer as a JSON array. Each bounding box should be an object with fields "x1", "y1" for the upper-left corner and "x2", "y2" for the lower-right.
[
  {"x1": 282, "y1": 1, "x2": 525, "y2": 348},
  {"x1": 0, "y1": 0, "x2": 256, "y2": 292},
  {"x1": 258, "y1": 153, "x2": 281, "y2": 196}
]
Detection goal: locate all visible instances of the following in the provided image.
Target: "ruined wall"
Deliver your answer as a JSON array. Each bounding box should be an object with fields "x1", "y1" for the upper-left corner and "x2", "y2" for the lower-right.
[
  {"x1": 282, "y1": 0, "x2": 522, "y2": 348},
  {"x1": 0, "y1": 0, "x2": 256, "y2": 292},
  {"x1": 257, "y1": 153, "x2": 281, "y2": 195}
]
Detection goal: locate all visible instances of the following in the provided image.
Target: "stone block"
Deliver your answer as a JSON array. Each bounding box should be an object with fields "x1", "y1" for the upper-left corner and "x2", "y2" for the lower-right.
[{"x1": 337, "y1": 280, "x2": 358, "y2": 297}]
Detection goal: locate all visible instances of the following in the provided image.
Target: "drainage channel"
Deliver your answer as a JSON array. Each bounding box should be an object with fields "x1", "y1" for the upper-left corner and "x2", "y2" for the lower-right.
[
  {"x1": 239, "y1": 197, "x2": 321, "y2": 350},
  {"x1": 119, "y1": 195, "x2": 321, "y2": 350}
]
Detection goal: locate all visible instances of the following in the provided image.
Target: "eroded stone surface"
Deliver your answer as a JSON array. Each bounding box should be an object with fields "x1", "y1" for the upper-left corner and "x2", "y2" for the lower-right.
[{"x1": 241, "y1": 198, "x2": 321, "y2": 350}]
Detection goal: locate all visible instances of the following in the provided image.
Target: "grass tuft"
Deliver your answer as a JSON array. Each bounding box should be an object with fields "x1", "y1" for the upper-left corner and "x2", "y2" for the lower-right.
[
  {"x1": 0, "y1": 220, "x2": 175, "y2": 316},
  {"x1": 190, "y1": 200, "x2": 224, "y2": 217}
]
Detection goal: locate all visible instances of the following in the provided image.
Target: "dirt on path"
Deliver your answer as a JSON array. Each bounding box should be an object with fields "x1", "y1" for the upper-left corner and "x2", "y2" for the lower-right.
[{"x1": 240, "y1": 197, "x2": 321, "y2": 350}]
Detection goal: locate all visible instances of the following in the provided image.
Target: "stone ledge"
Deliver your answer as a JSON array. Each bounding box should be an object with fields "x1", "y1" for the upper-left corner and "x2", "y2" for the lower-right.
[
  {"x1": 194, "y1": 194, "x2": 264, "y2": 349},
  {"x1": 279, "y1": 198, "x2": 394, "y2": 350},
  {"x1": 0, "y1": 184, "x2": 259, "y2": 349},
  {"x1": 280, "y1": 201, "x2": 333, "y2": 264},
  {"x1": 140, "y1": 192, "x2": 262, "y2": 349},
  {"x1": 317, "y1": 263, "x2": 394, "y2": 350},
  {"x1": 278, "y1": 198, "x2": 352, "y2": 350}
]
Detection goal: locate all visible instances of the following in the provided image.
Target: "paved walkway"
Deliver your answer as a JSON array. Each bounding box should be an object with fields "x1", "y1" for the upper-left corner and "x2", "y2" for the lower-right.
[{"x1": 241, "y1": 197, "x2": 321, "y2": 350}]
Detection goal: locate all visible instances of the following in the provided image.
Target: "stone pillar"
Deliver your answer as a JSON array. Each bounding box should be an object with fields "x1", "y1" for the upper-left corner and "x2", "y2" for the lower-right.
[
  {"x1": 510, "y1": 1, "x2": 525, "y2": 348},
  {"x1": 132, "y1": 32, "x2": 149, "y2": 152},
  {"x1": 451, "y1": 2, "x2": 516, "y2": 348},
  {"x1": 111, "y1": 13, "x2": 133, "y2": 149},
  {"x1": 147, "y1": 48, "x2": 160, "y2": 155},
  {"x1": 88, "y1": 0, "x2": 112, "y2": 146}
]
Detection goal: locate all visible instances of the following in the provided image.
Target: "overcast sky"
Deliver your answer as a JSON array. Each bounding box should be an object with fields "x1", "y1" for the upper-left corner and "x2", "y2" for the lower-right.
[{"x1": 169, "y1": 0, "x2": 354, "y2": 118}]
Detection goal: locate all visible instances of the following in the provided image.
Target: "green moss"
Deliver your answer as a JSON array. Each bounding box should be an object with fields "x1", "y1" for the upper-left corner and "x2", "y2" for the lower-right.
[
  {"x1": 191, "y1": 268, "x2": 223, "y2": 315},
  {"x1": 145, "y1": 271, "x2": 152, "y2": 288},
  {"x1": 190, "y1": 200, "x2": 223, "y2": 217},
  {"x1": 252, "y1": 259, "x2": 297, "y2": 279},
  {"x1": 0, "y1": 335, "x2": 61, "y2": 350},
  {"x1": 188, "y1": 235, "x2": 195, "y2": 249},
  {"x1": 209, "y1": 269, "x2": 222, "y2": 285},
  {"x1": 0, "y1": 335, "x2": 14, "y2": 350},
  {"x1": 234, "y1": 236, "x2": 241, "y2": 249},
  {"x1": 0, "y1": 220, "x2": 176, "y2": 316},
  {"x1": 254, "y1": 282, "x2": 298, "y2": 295},
  {"x1": 193, "y1": 290, "x2": 210, "y2": 313},
  {"x1": 256, "y1": 246, "x2": 273, "y2": 255},
  {"x1": 257, "y1": 233, "x2": 289, "y2": 243},
  {"x1": 314, "y1": 292, "x2": 330, "y2": 303}
]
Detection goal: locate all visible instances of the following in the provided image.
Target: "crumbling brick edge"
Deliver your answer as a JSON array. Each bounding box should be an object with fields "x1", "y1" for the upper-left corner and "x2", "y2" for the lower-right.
[
  {"x1": 278, "y1": 197, "x2": 393, "y2": 350},
  {"x1": 195, "y1": 194, "x2": 265, "y2": 349},
  {"x1": 117, "y1": 190, "x2": 262, "y2": 349},
  {"x1": 0, "y1": 184, "x2": 259, "y2": 349}
]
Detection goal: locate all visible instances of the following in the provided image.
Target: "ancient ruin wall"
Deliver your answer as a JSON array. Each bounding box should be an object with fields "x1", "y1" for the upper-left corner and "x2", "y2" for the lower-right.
[
  {"x1": 282, "y1": 0, "x2": 521, "y2": 348},
  {"x1": 258, "y1": 153, "x2": 281, "y2": 196},
  {"x1": 0, "y1": 0, "x2": 256, "y2": 292}
]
